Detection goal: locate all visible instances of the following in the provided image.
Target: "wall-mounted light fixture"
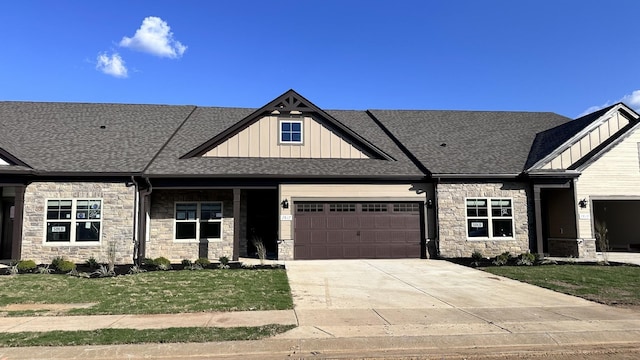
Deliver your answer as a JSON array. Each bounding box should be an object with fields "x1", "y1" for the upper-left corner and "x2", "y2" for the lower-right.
[
  {"x1": 426, "y1": 199, "x2": 434, "y2": 208},
  {"x1": 281, "y1": 199, "x2": 289, "y2": 209},
  {"x1": 578, "y1": 198, "x2": 588, "y2": 208}
]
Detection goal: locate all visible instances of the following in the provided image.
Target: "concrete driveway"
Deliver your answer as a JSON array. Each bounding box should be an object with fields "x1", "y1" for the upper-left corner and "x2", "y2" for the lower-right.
[{"x1": 281, "y1": 259, "x2": 640, "y2": 342}]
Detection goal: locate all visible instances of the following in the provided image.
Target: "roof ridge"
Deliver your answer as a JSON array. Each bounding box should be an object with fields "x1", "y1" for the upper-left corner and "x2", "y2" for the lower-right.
[{"x1": 142, "y1": 106, "x2": 198, "y2": 174}]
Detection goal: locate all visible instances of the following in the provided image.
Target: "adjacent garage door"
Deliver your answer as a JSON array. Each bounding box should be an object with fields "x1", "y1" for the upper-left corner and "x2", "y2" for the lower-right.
[{"x1": 293, "y1": 202, "x2": 423, "y2": 259}]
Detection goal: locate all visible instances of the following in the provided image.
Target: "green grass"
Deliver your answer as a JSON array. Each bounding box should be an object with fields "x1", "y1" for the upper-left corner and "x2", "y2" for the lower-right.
[
  {"x1": 0, "y1": 325, "x2": 296, "y2": 347},
  {"x1": 482, "y1": 265, "x2": 640, "y2": 306},
  {"x1": 0, "y1": 269, "x2": 293, "y2": 315}
]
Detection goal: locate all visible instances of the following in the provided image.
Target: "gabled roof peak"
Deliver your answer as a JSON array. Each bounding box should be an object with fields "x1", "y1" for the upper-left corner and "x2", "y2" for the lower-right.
[{"x1": 181, "y1": 89, "x2": 394, "y2": 160}]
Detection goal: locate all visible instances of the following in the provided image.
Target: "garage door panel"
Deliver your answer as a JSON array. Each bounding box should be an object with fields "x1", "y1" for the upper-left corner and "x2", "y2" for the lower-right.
[
  {"x1": 295, "y1": 201, "x2": 423, "y2": 259},
  {"x1": 310, "y1": 218, "x2": 326, "y2": 229},
  {"x1": 326, "y1": 217, "x2": 341, "y2": 229},
  {"x1": 343, "y1": 217, "x2": 360, "y2": 229},
  {"x1": 374, "y1": 217, "x2": 390, "y2": 228},
  {"x1": 360, "y1": 217, "x2": 375, "y2": 228},
  {"x1": 360, "y1": 246, "x2": 376, "y2": 258},
  {"x1": 308, "y1": 231, "x2": 328, "y2": 244}
]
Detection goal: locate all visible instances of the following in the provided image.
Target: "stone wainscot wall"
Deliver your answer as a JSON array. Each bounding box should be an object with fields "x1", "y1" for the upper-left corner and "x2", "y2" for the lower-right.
[
  {"x1": 437, "y1": 181, "x2": 533, "y2": 258},
  {"x1": 147, "y1": 189, "x2": 243, "y2": 262},
  {"x1": 22, "y1": 182, "x2": 135, "y2": 264}
]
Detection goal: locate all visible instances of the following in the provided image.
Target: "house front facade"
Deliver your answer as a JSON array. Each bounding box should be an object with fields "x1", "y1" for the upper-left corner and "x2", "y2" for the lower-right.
[{"x1": 0, "y1": 91, "x2": 636, "y2": 264}]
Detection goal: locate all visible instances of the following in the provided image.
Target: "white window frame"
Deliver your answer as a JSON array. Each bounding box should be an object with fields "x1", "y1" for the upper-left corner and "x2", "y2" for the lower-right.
[
  {"x1": 279, "y1": 119, "x2": 303, "y2": 144},
  {"x1": 465, "y1": 197, "x2": 514, "y2": 240},
  {"x1": 44, "y1": 198, "x2": 103, "y2": 245},
  {"x1": 174, "y1": 201, "x2": 223, "y2": 242}
]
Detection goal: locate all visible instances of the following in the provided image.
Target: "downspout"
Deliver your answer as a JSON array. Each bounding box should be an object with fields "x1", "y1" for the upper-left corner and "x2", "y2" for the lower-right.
[
  {"x1": 130, "y1": 176, "x2": 139, "y2": 264},
  {"x1": 138, "y1": 177, "x2": 153, "y2": 265},
  {"x1": 130, "y1": 176, "x2": 153, "y2": 265},
  {"x1": 433, "y1": 177, "x2": 441, "y2": 258}
]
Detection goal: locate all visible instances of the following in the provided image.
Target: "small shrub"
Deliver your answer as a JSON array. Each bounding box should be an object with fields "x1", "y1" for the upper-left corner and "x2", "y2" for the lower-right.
[
  {"x1": 181, "y1": 259, "x2": 193, "y2": 267},
  {"x1": 8, "y1": 264, "x2": 18, "y2": 275},
  {"x1": 517, "y1": 252, "x2": 536, "y2": 266},
  {"x1": 471, "y1": 250, "x2": 484, "y2": 267},
  {"x1": 157, "y1": 263, "x2": 172, "y2": 271},
  {"x1": 218, "y1": 256, "x2": 230, "y2": 269},
  {"x1": 17, "y1": 260, "x2": 37, "y2": 272},
  {"x1": 195, "y1": 257, "x2": 210, "y2": 267},
  {"x1": 153, "y1": 257, "x2": 172, "y2": 270},
  {"x1": 218, "y1": 256, "x2": 229, "y2": 266},
  {"x1": 107, "y1": 241, "x2": 117, "y2": 272},
  {"x1": 51, "y1": 256, "x2": 65, "y2": 270},
  {"x1": 142, "y1": 258, "x2": 154, "y2": 266},
  {"x1": 128, "y1": 265, "x2": 147, "y2": 274},
  {"x1": 36, "y1": 265, "x2": 53, "y2": 274},
  {"x1": 252, "y1": 237, "x2": 267, "y2": 265},
  {"x1": 153, "y1": 257, "x2": 171, "y2": 266},
  {"x1": 186, "y1": 263, "x2": 203, "y2": 271},
  {"x1": 56, "y1": 260, "x2": 76, "y2": 272},
  {"x1": 92, "y1": 265, "x2": 115, "y2": 278},
  {"x1": 85, "y1": 256, "x2": 100, "y2": 269},
  {"x1": 492, "y1": 252, "x2": 511, "y2": 266},
  {"x1": 241, "y1": 263, "x2": 256, "y2": 269}
]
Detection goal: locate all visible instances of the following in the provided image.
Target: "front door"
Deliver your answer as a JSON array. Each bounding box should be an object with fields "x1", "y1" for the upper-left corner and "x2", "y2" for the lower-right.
[{"x1": 0, "y1": 200, "x2": 14, "y2": 259}]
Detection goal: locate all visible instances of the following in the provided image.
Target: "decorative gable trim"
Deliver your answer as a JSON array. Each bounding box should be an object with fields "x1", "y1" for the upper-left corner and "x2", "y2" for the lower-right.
[
  {"x1": 526, "y1": 103, "x2": 639, "y2": 172},
  {"x1": 573, "y1": 119, "x2": 640, "y2": 172},
  {"x1": 181, "y1": 89, "x2": 394, "y2": 160}
]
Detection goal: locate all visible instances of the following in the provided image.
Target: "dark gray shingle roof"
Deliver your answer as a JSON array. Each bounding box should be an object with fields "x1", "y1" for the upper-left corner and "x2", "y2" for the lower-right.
[
  {"x1": 0, "y1": 99, "x2": 582, "y2": 178},
  {"x1": 0, "y1": 102, "x2": 194, "y2": 173},
  {"x1": 369, "y1": 110, "x2": 571, "y2": 175}
]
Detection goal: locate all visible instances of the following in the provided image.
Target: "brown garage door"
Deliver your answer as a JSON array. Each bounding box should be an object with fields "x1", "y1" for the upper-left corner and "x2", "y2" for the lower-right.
[{"x1": 294, "y1": 202, "x2": 423, "y2": 259}]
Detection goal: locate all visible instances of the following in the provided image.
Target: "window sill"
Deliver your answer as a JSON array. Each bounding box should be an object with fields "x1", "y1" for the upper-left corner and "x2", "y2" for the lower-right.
[
  {"x1": 43, "y1": 241, "x2": 101, "y2": 246},
  {"x1": 466, "y1": 237, "x2": 515, "y2": 241},
  {"x1": 173, "y1": 239, "x2": 222, "y2": 243}
]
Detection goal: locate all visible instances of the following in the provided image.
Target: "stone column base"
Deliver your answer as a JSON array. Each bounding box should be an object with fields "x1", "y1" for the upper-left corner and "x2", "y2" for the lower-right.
[{"x1": 578, "y1": 238, "x2": 597, "y2": 259}]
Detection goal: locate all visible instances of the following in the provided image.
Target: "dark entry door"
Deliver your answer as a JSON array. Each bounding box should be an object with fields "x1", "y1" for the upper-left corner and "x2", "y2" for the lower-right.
[
  {"x1": 294, "y1": 202, "x2": 423, "y2": 259},
  {"x1": 246, "y1": 190, "x2": 279, "y2": 258},
  {"x1": 0, "y1": 200, "x2": 14, "y2": 259}
]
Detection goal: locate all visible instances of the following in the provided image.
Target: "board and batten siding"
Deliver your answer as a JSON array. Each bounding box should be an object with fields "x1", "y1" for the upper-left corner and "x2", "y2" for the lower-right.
[
  {"x1": 543, "y1": 112, "x2": 630, "y2": 170},
  {"x1": 203, "y1": 115, "x2": 369, "y2": 159},
  {"x1": 575, "y1": 126, "x2": 640, "y2": 239},
  {"x1": 277, "y1": 184, "x2": 426, "y2": 259}
]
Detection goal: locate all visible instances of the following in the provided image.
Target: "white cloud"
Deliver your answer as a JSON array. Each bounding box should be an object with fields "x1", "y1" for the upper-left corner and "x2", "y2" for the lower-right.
[
  {"x1": 620, "y1": 90, "x2": 640, "y2": 110},
  {"x1": 579, "y1": 90, "x2": 640, "y2": 117},
  {"x1": 96, "y1": 52, "x2": 128, "y2": 78},
  {"x1": 119, "y1": 17, "x2": 187, "y2": 58}
]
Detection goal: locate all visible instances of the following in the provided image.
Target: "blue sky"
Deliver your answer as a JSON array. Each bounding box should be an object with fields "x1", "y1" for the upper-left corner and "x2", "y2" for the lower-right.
[{"x1": 1, "y1": 1, "x2": 638, "y2": 118}]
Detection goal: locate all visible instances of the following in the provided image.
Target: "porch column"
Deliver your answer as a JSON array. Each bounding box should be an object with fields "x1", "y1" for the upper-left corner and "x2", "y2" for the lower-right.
[
  {"x1": 10, "y1": 185, "x2": 25, "y2": 260},
  {"x1": 533, "y1": 185, "x2": 544, "y2": 255},
  {"x1": 233, "y1": 188, "x2": 241, "y2": 261}
]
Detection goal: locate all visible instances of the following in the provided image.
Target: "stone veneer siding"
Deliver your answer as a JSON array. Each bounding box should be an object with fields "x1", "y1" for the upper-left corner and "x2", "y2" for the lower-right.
[
  {"x1": 21, "y1": 182, "x2": 135, "y2": 264},
  {"x1": 437, "y1": 181, "x2": 533, "y2": 258},
  {"x1": 147, "y1": 189, "x2": 235, "y2": 262}
]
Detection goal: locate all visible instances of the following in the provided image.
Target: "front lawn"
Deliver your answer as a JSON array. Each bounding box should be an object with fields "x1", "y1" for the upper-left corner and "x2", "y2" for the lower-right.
[
  {"x1": 0, "y1": 269, "x2": 293, "y2": 316},
  {"x1": 482, "y1": 265, "x2": 640, "y2": 307},
  {"x1": 0, "y1": 325, "x2": 295, "y2": 347}
]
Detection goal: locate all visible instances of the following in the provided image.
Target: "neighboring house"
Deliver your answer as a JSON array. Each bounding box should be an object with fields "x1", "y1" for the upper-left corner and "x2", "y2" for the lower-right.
[{"x1": 0, "y1": 90, "x2": 637, "y2": 264}]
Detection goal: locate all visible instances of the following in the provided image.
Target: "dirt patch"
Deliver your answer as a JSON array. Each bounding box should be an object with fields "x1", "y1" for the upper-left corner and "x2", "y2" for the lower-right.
[{"x1": 0, "y1": 303, "x2": 97, "y2": 313}]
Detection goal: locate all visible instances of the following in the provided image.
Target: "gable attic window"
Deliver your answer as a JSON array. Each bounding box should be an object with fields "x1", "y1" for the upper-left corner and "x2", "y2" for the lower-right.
[{"x1": 279, "y1": 119, "x2": 303, "y2": 144}]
